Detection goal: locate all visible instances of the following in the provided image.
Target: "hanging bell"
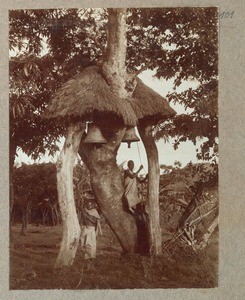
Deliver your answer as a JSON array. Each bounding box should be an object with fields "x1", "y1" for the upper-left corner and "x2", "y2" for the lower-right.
[
  {"x1": 83, "y1": 123, "x2": 107, "y2": 144},
  {"x1": 121, "y1": 127, "x2": 140, "y2": 148}
]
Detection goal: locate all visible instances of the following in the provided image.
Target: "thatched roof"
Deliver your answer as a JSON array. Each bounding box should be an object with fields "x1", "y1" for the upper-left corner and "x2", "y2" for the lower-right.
[
  {"x1": 43, "y1": 66, "x2": 137, "y2": 126},
  {"x1": 130, "y1": 78, "x2": 176, "y2": 122},
  {"x1": 44, "y1": 66, "x2": 176, "y2": 126}
]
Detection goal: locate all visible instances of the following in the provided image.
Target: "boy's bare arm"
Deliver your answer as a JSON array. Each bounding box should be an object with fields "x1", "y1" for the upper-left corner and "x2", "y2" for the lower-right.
[
  {"x1": 124, "y1": 169, "x2": 135, "y2": 179},
  {"x1": 125, "y1": 165, "x2": 144, "y2": 179}
]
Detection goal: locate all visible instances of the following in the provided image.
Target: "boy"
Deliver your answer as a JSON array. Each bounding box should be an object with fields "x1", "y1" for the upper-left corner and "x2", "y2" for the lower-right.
[
  {"x1": 80, "y1": 192, "x2": 101, "y2": 270},
  {"x1": 124, "y1": 160, "x2": 148, "y2": 220}
]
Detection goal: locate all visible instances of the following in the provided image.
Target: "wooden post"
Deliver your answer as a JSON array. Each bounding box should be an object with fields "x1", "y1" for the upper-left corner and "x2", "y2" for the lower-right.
[
  {"x1": 138, "y1": 120, "x2": 162, "y2": 256},
  {"x1": 55, "y1": 122, "x2": 85, "y2": 268}
]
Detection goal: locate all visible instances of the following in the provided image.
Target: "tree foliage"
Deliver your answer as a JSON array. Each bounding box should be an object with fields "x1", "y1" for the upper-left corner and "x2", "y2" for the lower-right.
[
  {"x1": 13, "y1": 161, "x2": 90, "y2": 214},
  {"x1": 129, "y1": 8, "x2": 219, "y2": 163},
  {"x1": 14, "y1": 163, "x2": 57, "y2": 204},
  {"x1": 9, "y1": 7, "x2": 218, "y2": 163},
  {"x1": 9, "y1": 9, "x2": 106, "y2": 160}
]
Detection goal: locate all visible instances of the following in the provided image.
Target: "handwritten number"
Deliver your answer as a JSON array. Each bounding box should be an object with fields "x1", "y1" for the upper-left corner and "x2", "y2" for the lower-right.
[{"x1": 219, "y1": 11, "x2": 234, "y2": 19}]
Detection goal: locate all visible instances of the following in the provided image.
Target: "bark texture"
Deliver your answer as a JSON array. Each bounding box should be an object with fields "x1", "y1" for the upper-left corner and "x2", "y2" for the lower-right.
[
  {"x1": 79, "y1": 126, "x2": 137, "y2": 253},
  {"x1": 102, "y1": 8, "x2": 127, "y2": 95},
  {"x1": 102, "y1": 8, "x2": 136, "y2": 97},
  {"x1": 138, "y1": 120, "x2": 162, "y2": 255},
  {"x1": 55, "y1": 123, "x2": 85, "y2": 268}
]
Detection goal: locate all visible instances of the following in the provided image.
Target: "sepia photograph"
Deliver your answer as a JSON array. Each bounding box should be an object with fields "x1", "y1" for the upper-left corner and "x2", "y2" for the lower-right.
[{"x1": 9, "y1": 7, "x2": 219, "y2": 290}]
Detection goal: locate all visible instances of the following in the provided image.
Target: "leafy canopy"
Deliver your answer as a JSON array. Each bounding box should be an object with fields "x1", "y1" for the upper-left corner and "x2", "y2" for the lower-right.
[{"x1": 9, "y1": 8, "x2": 218, "y2": 162}]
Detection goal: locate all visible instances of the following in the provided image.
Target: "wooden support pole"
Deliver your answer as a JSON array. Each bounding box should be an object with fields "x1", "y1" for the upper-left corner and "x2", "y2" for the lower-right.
[
  {"x1": 55, "y1": 122, "x2": 85, "y2": 268},
  {"x1": 138, "y1": 121, "x2": 162, "y2": 256}
]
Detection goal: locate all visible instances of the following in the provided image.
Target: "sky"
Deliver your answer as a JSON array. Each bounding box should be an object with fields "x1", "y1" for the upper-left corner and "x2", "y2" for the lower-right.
[{"x1": 15, "y1": 70, "x2": 203, "y2": 173}]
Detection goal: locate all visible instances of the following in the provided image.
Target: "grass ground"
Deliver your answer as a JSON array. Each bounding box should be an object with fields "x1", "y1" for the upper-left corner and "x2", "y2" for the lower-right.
[{"x1": 10, "y1": 221, "x2": 218, "y2": 290}]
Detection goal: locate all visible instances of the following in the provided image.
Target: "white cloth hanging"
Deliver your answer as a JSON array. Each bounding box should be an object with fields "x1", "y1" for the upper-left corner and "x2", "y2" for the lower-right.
[{"x1": 124, "y1": 169, "x2": 142, "y2": 210}]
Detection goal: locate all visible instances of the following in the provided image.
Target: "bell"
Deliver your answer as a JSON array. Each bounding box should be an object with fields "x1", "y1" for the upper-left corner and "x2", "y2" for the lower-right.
[
  {"x1": 121, "y1": 127, "x2": 140, "y2": 148},
  {"x1": 83, "y1": 123, "x2": 107, "y2": 144}
]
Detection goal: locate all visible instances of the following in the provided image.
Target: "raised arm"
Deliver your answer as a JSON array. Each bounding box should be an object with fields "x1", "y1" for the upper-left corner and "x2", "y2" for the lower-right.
[{"x1": 125, "y1": 165, "x2": 144, "y2": 179}]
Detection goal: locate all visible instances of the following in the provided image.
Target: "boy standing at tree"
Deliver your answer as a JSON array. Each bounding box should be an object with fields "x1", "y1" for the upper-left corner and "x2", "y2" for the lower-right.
[
  {"x1": 79, "y1": 192, "x2": 102, "y2": 271},
  {"x1": 124, "y1": 160, "x2": 148, "y2": 221}
]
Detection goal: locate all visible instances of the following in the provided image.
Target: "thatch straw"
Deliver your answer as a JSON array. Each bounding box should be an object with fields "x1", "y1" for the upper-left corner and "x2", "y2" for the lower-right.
[
  {"x1": 43, "y1": 66, "x2": 138, "y2": 126},
  {"x1": 130, "y1": 78, "x2": 176, "y2": 122},
  {"x1": 43, "y1": 66, "x2": 176, "y2": 126}
]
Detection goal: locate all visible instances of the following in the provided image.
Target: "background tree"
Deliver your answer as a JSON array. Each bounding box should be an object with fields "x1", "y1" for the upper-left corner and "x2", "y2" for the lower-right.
[{"x1": 13, "y1": 163, "x2": 58, "y2": 234}]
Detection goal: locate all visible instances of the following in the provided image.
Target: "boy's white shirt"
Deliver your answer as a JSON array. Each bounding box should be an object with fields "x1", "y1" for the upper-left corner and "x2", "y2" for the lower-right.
[{"x1": 84, "y1": 207, "x2": 102, "y2": 236}]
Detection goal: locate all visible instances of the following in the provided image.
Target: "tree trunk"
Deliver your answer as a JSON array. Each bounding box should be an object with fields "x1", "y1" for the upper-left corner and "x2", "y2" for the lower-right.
[
  {"x1": 21, "y1": 215, "x2": 27, "y2": 236},
  {"x1": 102, "y1": 8, "x2": 130, "y2": 97},
  {"x1": 79, "y1": 126, "x2": 137, "y2": 253},
  {"x1": 55, "y1": 122, "x2": 85, "y2": 269},
  {"x1": 20, "y1": 200, "x2": 31, "y2": 236},
  {"x1": 138, "y1": 120, "x2": 162, "y2": 256},
  {"x1": 80, "y1": 8, "x2": 138, "y2": 253}
]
